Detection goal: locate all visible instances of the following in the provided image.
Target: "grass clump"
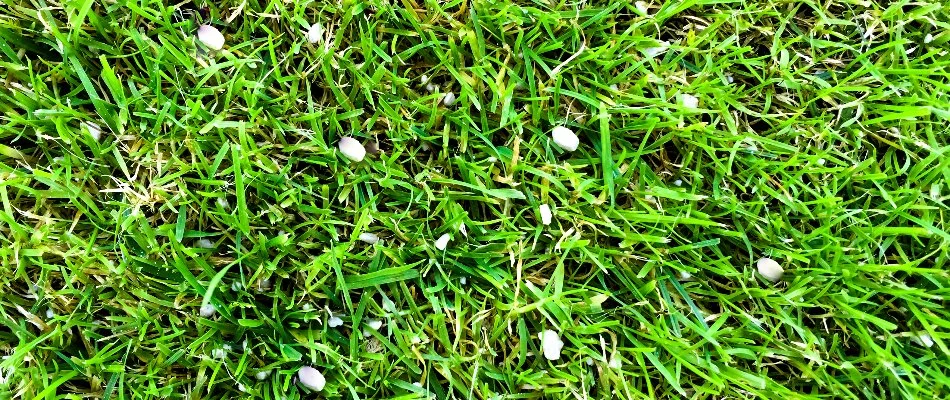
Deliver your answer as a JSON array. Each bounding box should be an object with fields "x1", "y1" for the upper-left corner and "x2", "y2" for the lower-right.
[{"x1": 1, "y1": 0, "x2": 949, "y2": 398}]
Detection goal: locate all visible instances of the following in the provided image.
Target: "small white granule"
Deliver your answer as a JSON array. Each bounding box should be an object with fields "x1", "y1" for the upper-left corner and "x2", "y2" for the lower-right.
[
  {"x1": 538, "y1": 330, "x2": 564, "y2": 360},
  {"x1": 538, "y1": 204, "x2": 552, "y2": 225},
  {"x1": 434, "y1": 234, "x2": 451, "y2": 250},
  {"x1": 199, "y1": 304, "x2": 216, "y2": 318},
  {"x1": 443, "y1": 92, "x2": 457, "y2": 106},
  {"x1": 359, "y1": 232, "x2": 379, "y2": 244},
  {"x1": 680, "y1": 93, "x2": 699, "y2": 109},
  {"x1": 211, "y1": 348, "x2": 227, "y2": 359}
]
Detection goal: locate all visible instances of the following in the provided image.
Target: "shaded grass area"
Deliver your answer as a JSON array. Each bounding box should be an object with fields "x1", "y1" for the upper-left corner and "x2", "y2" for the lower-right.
[{"x1": 1, "y1": 0, "x2": 949, "y2": 398}]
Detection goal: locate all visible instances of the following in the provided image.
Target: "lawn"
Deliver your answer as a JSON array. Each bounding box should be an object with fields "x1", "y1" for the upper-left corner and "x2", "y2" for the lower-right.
[{"x1": 1, "y1": 0, "x2": 949, "y2": 398}]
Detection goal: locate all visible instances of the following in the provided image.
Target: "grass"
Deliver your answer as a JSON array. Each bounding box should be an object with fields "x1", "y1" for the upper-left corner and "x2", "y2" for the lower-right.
[{"x1": 1, "y1": 0, "x2": 949, "y2": 398}]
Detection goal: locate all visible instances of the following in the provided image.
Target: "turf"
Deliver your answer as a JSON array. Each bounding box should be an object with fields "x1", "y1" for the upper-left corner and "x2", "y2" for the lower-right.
[{"x1": 1, "y1": 0, "x2": 949, "y2": 398}]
